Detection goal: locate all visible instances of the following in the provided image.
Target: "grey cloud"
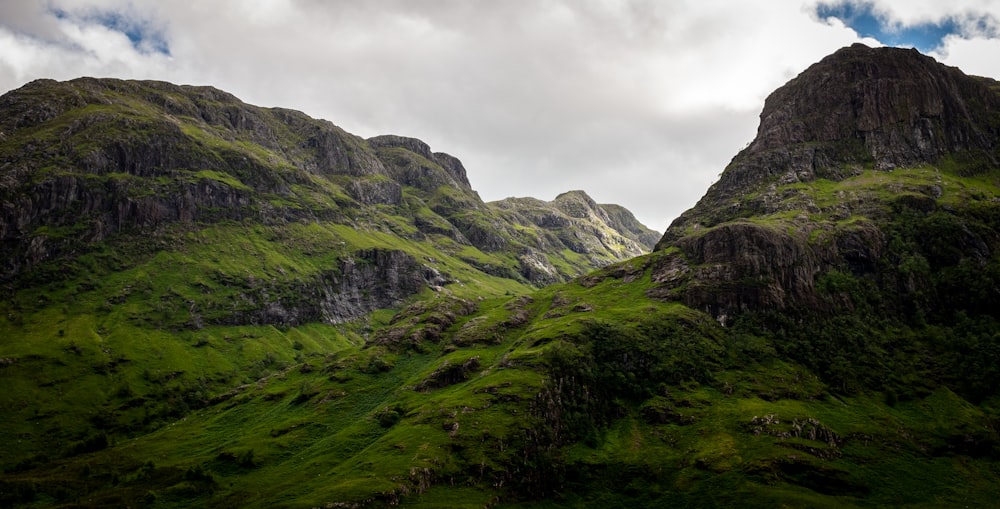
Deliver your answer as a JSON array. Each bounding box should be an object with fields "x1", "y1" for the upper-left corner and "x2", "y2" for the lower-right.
[{"x1": 0, "y1": 2, "x2": 63, "y2": 41}]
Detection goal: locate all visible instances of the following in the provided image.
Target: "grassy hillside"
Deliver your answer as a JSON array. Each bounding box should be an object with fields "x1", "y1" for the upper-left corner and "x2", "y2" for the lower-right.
[
  {"x1": 0, "y1": 77, "x2": 660, "y2": 507},
  {"x1": 4, "y1": 233, "x2": 1000, "y2": 507}
]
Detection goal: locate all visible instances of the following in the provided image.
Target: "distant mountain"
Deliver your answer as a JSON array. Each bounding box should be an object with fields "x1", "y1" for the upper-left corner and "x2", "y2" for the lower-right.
[{"x1": 3, "y1": 46, "x2": 1000, "y2": 508}]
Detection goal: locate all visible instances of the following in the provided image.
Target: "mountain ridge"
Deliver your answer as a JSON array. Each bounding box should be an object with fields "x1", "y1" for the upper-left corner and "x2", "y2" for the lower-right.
[{"x1": 0, "y1": 76, "x2": 657, "y2": 288}]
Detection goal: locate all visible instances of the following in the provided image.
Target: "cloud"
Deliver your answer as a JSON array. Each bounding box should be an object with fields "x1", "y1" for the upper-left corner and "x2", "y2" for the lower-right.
[
  {"x1": 816, "y1": 0, "x2": 999, "y2": 52},
  {"x1": 54, "y1": 8, "x2": 171, "y2": 55},
  {"x1": 0, "y1": 1, "x2": 172, "y2": 93},
  {"x1": 0, "y1": 0, "x2": 997, "y2": 230},
  {"x1": 933, "y1": 35, "x2": 1000, "y2": 79}
]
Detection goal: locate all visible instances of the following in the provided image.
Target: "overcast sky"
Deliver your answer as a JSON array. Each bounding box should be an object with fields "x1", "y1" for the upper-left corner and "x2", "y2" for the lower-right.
[{"x1": 1, "y1": 1, "x2": 998, "y2": 231}]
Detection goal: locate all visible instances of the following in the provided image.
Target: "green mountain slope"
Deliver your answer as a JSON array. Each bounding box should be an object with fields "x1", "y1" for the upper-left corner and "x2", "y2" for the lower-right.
[
  {"x1": 3, "y1": 44, "x2": 1000, "y2": 508},
  {"x1": 0, "y1": 77, "x2": 656, "y2": 507}
]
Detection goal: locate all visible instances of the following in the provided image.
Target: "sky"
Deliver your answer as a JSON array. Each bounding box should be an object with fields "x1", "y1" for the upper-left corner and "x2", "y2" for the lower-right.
[{"x1": 0, "y1": 1, "x2": 999, "y2": 232}]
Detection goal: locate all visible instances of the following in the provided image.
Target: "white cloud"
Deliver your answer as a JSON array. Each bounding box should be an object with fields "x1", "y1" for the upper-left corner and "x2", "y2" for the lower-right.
[
  {"x1": 857, "y1": 0, "x2": 999, "y2": 27},
  {"x1": 0, "y1": 0, "x2": 997, "y2": 230},
  {"x1": 933, "y1": 35, "x2": 1000, "y2": 79},
  {"x1": 0, "y1": 2, "x2": 171, "y2": 92}
]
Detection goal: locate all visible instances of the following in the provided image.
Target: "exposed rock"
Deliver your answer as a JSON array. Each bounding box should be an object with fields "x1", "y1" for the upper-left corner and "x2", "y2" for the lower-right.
[
  {"x1": 416, "y1": 356, "x2": 481, "y2": 391},
  {"x1": 315, "y1": 249, "x2": 445, "y2": 324},
  {"x1": 553, "y1": 190, "x2": 607, "y2": 220},
  {"x1": 749, "y1": 44, "x2": 999, "y2": 171},
  {"x1": 215, "y1": 248, "x2": 440, "y2": 327},
  {"x1": 518, "y1": 249, "x2": 561, "y2": 286},
  {"x1": 371, "y1": 296, "x2": 479, "y2": 349},
  {"x1": 345, "y1": 177, "x2": 403, "y2": 206},
  {"x1": 601, "y1": 203, "x2": 663, "y2": 248},
  {"x1": 676, "y1": 222, "x2": 821, "y2": 317},
  {"x1": 493, "y1": 191, "x2": 658, "y2": 267},
  {"x1": 430, "y1": 151, "x2": 473, "y2": 190},
  {"x1": 369, "y1": 134, "x2": 472, "y2": 191},
  {"x1": 1, "y1": 174, "x2": 258, "y2": 277}
]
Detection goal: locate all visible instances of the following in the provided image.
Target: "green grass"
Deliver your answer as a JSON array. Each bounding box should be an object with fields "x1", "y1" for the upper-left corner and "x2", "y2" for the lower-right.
[{"x1": 6, "y1": 241, "x2": 1000, "y2": 507}]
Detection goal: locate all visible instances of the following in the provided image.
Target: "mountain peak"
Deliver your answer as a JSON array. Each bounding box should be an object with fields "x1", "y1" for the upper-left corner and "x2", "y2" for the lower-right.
[
  {"x1": 661, "y1": 44, "x2": 1000, "y2": 241},
  {"x1": 746, "y1": 43, "x2": 1000, "y2": 171},
  {"x1": 649, "y1": 44, "x2": 1000, "y2": 325},
  {"x1": 552, "y1": 190, "x2": 601, "y2": 218},
  {"x1": 368, "y1": 134, "x2": 472, "y2": 189}
]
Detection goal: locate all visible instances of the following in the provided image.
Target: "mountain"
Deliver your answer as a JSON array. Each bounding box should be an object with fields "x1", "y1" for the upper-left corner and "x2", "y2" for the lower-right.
[
  {"x1": 0, "y1": 77, "x2": 656, "y2": 288},
  {"x1": 652, "y1": 43, "x2": 1000, "y2": 329},
  {"x1": 2, "y1": 45, "x2": 1000, "y2": 508},
  {"x1": 0, "y1": 77, "x2": 656, "y2": 506}
]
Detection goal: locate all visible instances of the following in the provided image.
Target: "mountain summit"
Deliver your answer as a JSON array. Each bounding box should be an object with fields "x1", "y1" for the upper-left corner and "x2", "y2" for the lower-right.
[{"x1": 662, "y1": 43, "x2": 1000, "y2": 242}]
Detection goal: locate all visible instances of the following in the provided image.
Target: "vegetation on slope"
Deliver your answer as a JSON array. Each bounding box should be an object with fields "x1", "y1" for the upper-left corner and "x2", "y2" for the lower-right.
[
  {"x1": 4, "y1": 237, "x2": 1000, "y2": 507},
  {"x1": 0, "y1": 77, "x2": 659, "y2": 507}
]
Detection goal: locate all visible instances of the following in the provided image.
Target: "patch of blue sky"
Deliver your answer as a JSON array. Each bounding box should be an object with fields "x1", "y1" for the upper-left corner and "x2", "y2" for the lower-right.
[
  {"x1": 50, "y1": 6, "x2": 170, "y2": 56},
  {"x1": 817, "y1": 1, "x2": 966, "y2": 53}
]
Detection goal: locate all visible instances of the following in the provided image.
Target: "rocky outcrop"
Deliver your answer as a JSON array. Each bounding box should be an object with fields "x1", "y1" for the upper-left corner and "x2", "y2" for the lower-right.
[
  {"x1": 345, "y1": 177, "x2": 403, "y2": 205},
  {"x1": 429, "y1": 151, "x2": 473, "y2": 190},
  {"x1": 750, "y1": 44, "x2": 1000, "y2": 170},
  {"x1": 370, "y1": 295, "x2": 480, "y2": 348},
  {"x1": 553, "y1": 190, "x2": 608, "y2": 220},
  {"x1": 369, "y1": 134, "x2": 472, "y2": 190},
  {"x1": 493, "y1": 191, "x2": 658, "y2": 261},
  {"x1": 0, "y1": 174, "x2": 263, "y2": 277},
  {"x1": 216, "y1": 248, "x2": 447, "y2": 327},
  {"x1": 517, "y1": 248, "x2": 561, "y2": 286},
  {"x1": 601, "y1": 203, "x2": 662, "y2": 248},
  {"x1": 0, "y1": 78, "x2": 388, "y2": 279},
  {"x1": 648, "y1": 221, "x2": 887, "y2": 322}
]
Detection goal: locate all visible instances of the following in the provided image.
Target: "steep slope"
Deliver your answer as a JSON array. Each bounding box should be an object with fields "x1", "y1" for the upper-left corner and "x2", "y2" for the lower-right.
[{"x1": 490, "y1": 190, "x2": 658, "y2": 285}]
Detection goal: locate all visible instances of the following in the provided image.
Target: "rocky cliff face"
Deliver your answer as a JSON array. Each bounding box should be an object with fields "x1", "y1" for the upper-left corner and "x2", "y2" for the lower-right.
[
  {"x1": 368, "y1": 134, "x2": 472, "y2": 190},
  {"x1": 217, "y1": 248, "x2": 448, "y2": 327},
  {"x1": 0, "y1": 78, "x2": 656, "y2": 310},
  {"x1": 749, "y1": 44, "x2": 999, "y2": 169},
  {"x1": 651, "y1": 45, "x2": 1000, "y2": 323},
  {"x1": 0, "y1": 78, "x2": 381, "y2": 278}
]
